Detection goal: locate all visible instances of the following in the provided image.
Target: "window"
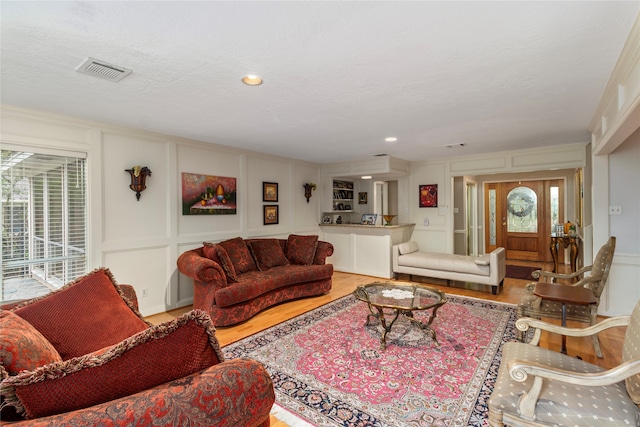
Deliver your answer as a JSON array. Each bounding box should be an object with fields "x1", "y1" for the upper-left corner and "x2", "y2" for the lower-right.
[
  {"x1": 1, "y1": 149, "x2": 87, "y2": 301},
  {"x1": 550, "y1": 185, "x2": 559, "y2": 233},
  {"x1": 506, "y1": 186, "x2": 538, "y2": 233}
]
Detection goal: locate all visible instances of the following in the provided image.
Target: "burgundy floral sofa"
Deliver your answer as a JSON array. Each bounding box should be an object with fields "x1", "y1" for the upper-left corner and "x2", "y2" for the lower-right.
[
  {"x1": 0, "y1": 268, "x2": 275, "y2": 426},
  {"x1": 177, "y1": 234, "x2": 334, "y2": 327}
]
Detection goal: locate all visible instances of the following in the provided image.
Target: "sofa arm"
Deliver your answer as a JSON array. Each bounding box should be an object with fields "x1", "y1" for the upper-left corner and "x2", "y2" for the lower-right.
[
  {"x1": 10, "y1": 358, "x2": 275, "y2": 427},
  {"x1": 116, "y1": 284, "x2": 139, "y2": 312},
  {"x1": 177, "y1": 248, "x2": 227, "y2": 285},
  {"x1": 313, "y1": 240, "x2": 334, "y2": 264},
  {"x1": 489, "y1": 247, "x2": 506, "y2": 283}
]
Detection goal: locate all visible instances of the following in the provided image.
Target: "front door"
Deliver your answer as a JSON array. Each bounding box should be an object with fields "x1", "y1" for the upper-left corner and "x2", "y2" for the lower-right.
[{"x1": 485, "y1": 180, "x2": 563, "y2": 262}]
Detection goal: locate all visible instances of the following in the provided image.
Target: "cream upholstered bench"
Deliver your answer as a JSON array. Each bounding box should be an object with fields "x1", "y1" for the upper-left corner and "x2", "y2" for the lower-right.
[{"x1": 392, "y1": 241, "x2": 506, "y2": 295}]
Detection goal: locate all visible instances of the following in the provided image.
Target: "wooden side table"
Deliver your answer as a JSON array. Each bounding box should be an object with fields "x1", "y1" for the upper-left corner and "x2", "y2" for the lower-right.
[
  {"x1": 533, "y1": 282, "x2": 597, "y2": 354},
  {"x1": 550, "y1": 233, "x2": 580, "y2": 274}
]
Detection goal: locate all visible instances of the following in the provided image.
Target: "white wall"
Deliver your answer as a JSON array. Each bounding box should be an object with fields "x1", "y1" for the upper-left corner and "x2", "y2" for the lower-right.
[
  {"x1": 1, "y1": 105, "x2": 322, "y2": 316},
  {"x1": 601, "y1": 129, "x2": 640, "y2": 316},
  {"x1": 609, "y1": 129, "x2": 640, "y2": 254},
  {"x1": 588, "y1": 14, "x2": 640, "y2": 317}
]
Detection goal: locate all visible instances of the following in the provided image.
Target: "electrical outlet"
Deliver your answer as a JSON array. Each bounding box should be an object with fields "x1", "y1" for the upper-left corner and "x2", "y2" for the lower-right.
[
  {"x1": 609, "y1": 205, "x2": 622, "y2": 215},
  {"x1": 141, "y1": 288, "x2": 148, "y2": 298}
]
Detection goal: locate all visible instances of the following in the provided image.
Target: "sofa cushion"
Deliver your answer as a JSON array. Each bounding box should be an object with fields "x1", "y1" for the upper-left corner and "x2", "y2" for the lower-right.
[
  {"x1": 0, "y1": 310, "x2": 224, "y2": 419},
  {"x1": 398, "y1": 241, "x2": 419, "y2": 255},
  {"x1": 218, "y1": 237, "x2": 257, "y2": 274},
  {"x1": 0, "y1": 311, "x2": 62, "y2": 375},
  {"x1": 247, "y1": 239, "x2": 290, "y2": 271},
  {"x1": 203, "y1": 242, "x2": 238, "y2": 283},
  {"x1": 397, "y1": 252, "x2": 490, "y2": 276},
  {"x1": 215, "y1": 264, "x2": 333, "y2": 308},
  {"x1": 286, "y1": 234, "x2": 318, "y2": 265},
  {"x1": 11, "y1": 268, "x2": 150, "y2": 360}
]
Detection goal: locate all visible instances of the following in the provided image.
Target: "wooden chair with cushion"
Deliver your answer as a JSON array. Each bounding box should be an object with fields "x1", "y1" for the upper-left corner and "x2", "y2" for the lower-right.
[
  {"x1": 517, "y1": 236, "x2": 616, "y2": 358},
  {"x1": 488, "y1": 298, "x2": 640, "y2": 426}
]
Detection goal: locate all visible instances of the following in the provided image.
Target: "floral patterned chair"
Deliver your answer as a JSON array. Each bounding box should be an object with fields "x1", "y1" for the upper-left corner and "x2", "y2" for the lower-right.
[
  {"x1": 488, "y1": 298, "x2": 640, "y2": 426},
  {"x1": 517, "y1": 236, "x2": 616, "y2": 358},
  {"x1": 0, "y1": 268, "x2": 275, "y2": 426}
]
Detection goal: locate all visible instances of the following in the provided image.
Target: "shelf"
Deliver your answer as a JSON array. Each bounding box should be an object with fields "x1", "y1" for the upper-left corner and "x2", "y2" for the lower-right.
[{"x1": 325, "y1": 178, "x2": 355, "y2": 214}]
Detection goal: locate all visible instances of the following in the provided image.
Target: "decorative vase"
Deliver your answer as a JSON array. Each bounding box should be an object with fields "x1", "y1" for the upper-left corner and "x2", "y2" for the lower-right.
[{"x1": 382, "y1": 215, "x2": 396, "y2": 226}]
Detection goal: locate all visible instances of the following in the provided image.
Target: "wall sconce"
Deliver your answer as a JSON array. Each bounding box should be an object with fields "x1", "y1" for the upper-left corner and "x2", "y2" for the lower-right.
[
  {"x1": 125, "y1": 166, "x2": 152, "y2": 201},
  {"x1": 303, "y1": 183, "x2": 316, "y2": 203}
]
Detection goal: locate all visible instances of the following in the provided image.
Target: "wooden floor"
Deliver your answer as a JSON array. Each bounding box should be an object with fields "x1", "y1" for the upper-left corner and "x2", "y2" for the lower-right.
[{"x1": 146, "y1": 262, "x2": 626, "y2": 427}]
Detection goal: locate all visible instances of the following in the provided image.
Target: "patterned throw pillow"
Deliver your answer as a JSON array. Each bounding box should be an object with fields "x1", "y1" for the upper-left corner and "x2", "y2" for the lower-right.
[
  {"x1": 286, "y1": 234, "x2": 319, "y2": 265},
  {"x1": 203, "y1": 242, "x2": 238, "y2": 283},
  {"x1": 11, "y1": 268, "x2": 150, "y2": 360},
  {"x1": 218, "y1": 237, "x2": 257, "y2": 275},
  {"x1": 247, "y1": 239, "x2": 290, "y2": 271},
  {"x1": 0, "y1": 311, "x2": 62, "y2": 375},
  {"x1": 213, "y1": 245, "x2": 239, "y2": 283},
  {"x1": 0, "y1": 310, "x2": 224, "y2": 419},
  {"x1": 202, "y1": 242, "x2": 221, "y2": 264}
]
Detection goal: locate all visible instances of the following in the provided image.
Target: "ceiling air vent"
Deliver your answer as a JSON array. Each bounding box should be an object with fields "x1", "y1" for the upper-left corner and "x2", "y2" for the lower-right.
[{"x1": 76, "y1": 58, "x2": 132, "y2": 82}]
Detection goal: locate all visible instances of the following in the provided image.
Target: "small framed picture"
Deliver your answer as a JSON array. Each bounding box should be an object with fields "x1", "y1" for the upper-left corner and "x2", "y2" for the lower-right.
[
  {"x1": 360, "y1": 213, "x2": 377, "y2": 225},
  {"x1": 419, "y1": 184, "x2": 438, "y2": 208},
  {"x1": 264, "y1": 205, "x2": 279, "y2": 225},
  {"x1": 358, "y1": 192, "x2": 368, "y2": 204},
  {"x1": 263, "y1": 182, "x2": 278, "y2": 202}
]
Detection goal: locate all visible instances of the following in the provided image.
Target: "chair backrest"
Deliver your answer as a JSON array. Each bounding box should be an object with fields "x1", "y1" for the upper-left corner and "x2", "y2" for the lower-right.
[
  {"x1": 621, "y1": 299, "x2": 640, "y2": 404},
  {"x1": 588, "y1": 236, "x2": 616, "y2": 298}
]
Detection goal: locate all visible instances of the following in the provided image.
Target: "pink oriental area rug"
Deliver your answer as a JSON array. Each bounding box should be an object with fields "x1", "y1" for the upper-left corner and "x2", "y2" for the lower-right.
[{"x1": 224, "y1": 293, "x2": 521, "y2": 427}]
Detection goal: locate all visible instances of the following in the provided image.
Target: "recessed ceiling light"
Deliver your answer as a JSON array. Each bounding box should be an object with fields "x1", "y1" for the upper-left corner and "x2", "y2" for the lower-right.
[
  {"x1": 361, "y1": 175, "x2": 372, "y2": 180},
  {"x1": 385, "y1": 137, "x2": 398, "y2": 142},
  {"x1": 242, "y1": 75, "x2": 263, "y2": 86}
]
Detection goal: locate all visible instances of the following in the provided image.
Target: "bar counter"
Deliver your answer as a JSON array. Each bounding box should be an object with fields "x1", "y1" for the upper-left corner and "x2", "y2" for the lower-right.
[{"x1": 319, "y1": 223, "x2": 415, "y2": 279}]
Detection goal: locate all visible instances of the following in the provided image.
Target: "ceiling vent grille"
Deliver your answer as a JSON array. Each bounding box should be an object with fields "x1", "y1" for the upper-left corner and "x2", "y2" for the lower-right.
[{"x1": 76, "y1": 58, "x2": 132, "y2": 82}]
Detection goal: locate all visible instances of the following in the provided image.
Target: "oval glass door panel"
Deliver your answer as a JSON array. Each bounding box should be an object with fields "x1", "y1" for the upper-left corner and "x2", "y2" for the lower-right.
[{"x1": 506, "y1": 186, "x2": 537, "y2": 233}]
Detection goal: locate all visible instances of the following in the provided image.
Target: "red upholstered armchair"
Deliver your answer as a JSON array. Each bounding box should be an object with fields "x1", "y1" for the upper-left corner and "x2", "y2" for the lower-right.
[{"x1": 1, "y1": 268, "x2": 275, "y2": 426}]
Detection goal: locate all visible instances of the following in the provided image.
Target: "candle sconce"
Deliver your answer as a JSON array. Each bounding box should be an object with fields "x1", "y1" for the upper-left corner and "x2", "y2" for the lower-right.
[
  {"x1": 125, "y1": 166, "x2": 152, "y2": 201},
  {"x1": 303, "y1": 183, "x2": 317, "y2": 203}
]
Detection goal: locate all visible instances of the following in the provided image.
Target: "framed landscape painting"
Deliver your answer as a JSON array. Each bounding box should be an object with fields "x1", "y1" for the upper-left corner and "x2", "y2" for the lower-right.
[{"x1": 181, "y1": 172, "x2": 237, "y2": 215}]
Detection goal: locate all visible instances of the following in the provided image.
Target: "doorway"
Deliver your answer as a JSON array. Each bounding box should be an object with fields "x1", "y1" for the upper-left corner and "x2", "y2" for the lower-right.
[{"x1": 484, "y1": 179, "x2": 564, "y2": 262}]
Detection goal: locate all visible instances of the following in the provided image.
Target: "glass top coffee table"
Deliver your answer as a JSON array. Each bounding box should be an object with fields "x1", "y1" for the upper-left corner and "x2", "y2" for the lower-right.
[{"x1": 353, "y1": 282, "x2": 447, "y2": 350}]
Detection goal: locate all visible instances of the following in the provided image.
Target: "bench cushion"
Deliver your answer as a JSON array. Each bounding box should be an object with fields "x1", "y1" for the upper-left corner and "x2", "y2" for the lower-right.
[
  {"x1": 397, "y1": 241, "x2": 419, "y2": 255},
  {"x1": 397, "y1": 252, "x2": 490, "y2": 276}
]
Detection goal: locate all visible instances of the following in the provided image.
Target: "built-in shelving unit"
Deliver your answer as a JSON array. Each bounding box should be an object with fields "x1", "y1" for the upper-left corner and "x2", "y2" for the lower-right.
[{"x1": 332, "y1": 179, "x2": 354, "y2": 212}]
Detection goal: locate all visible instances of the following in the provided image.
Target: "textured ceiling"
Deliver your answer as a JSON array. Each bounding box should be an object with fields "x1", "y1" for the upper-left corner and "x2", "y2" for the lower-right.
[{"x1": 1, "y1": 1, "x2": 638, "y2": 164}]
